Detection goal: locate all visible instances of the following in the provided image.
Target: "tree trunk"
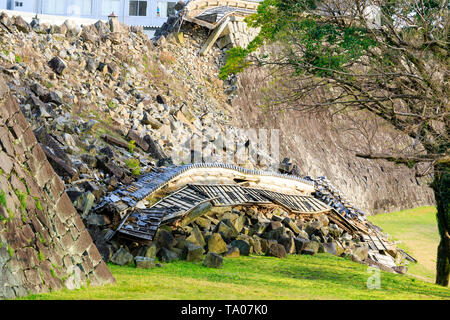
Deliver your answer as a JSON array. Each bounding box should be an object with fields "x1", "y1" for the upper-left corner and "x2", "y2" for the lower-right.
[{"x1": 433, "y1": 162, "x2": 450, "y2": 287}]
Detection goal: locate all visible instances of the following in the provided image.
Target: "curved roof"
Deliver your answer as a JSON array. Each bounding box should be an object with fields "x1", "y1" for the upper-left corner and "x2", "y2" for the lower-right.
[
  {"x1": 95, "y1": 162, "x2": 315, "y2": 213},
  {"x1": 183, "y1": 0, "x2": 259, "y2": 29}
]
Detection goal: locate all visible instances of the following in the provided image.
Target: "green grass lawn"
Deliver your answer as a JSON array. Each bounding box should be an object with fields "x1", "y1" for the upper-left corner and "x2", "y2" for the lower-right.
[
  {"x1": 19, "y1": 206, "x2": 449, "y2": 300},
  {"x1": 368, "y1": 206, "x2": 440, "y2": 283}
]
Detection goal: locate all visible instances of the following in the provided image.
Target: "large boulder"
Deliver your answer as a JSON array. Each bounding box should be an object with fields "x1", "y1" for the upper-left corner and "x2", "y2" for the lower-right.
[
  {"x1": 319, "y1": 227, "x2": 329, "y2": 238},
  {"x1": 269, "y1": 221, "x2": 283, "y2": 231},
  {"x1": 134, "y1": 256, "x2": 156, "y2": 269},
  {"x1": 301, "y1": 241, "x2": 320, "y2": 255},
  {"x1": 305, "y1": 219, "x2": 322, "y2": 237},
  {"x1": 249, "y1": 222, "x2": 267, "y2": 236},
  {"x1": 317, "y1": 214, "x2": 329, "y2": 227},
  {"x1": 230, "y1": 239, "x2": 250, "y2": 256},
  {"x1": 278, "y1": 236, "x2": 296, "y2": 254},
  {"x1": 282, "y1": 217, "x2": 301, "y2": 234},
  {"x1": 145, "y1": 244, "x2": 157, "y2": 259},
  {"x1": 48, "y1": 56, "x2": 67, "y2": 75},
  {"x1": 216, "y1": 220, "x2": 238, "y2": 241},
  {"x1": 154, "y1": 229, "x2": 175, "y2": 249},
  {"x1": 207, "y1": 233, "x2": 228, "y2": 254},
  {"x1": 94, "y1": 20, "x2": 111, "y2": 35},
  {"x1": 322, "y1": 242, "x2": 338, "y2": 255},
  {"x1": 262, "y1": 227, "x2": 286, "y2": 241},
  {"x1": 144, "y1": 135, "x2": 168, "y2": 161},
  {"x1": 352, "y1": 245, "x2": 369, "y2": 261},
  {"x1": 195, "y1": 217, "x2": 211, "y2": 230},
  {"x1": 110, "y1": 248, "x2": 133, "y2": 266},
  {"x1": 328, "y1": 223, "x2": 343, "y2": 238},
  {"x1": 74, "y1": 192, "x2": 95, "y2": 219},
  {"x1": 231, "y1": 215, "x2": 246, "y2": 233},
  {"x1": 260, "y1": 239, "x2": 278, "y2": 254},
  {"x1": 224, "y1": 247, "x2": 240, "y2": 258},
  {"x1": 64, "y1": 19, "x2": 80, "y2": 35},
  {"x1": 293, "y1": 237, "x2": 310, "y2": 254},
  {"x1": 252, "y1": 236, "x2": 263, "y2": 255},
  {"x1": 183, "y1": 243, "x2": 204, "y2": 262},
  {"x1": 203, "y1": 252, "x2": 223, "y2": 268},
  {"x1": 266, "y1": 243, "x2": 287, "y2": 259},
  {"x1": 157, "y1": 248, "x2": 179, "y2": 263},
  {"x1": 174, "y1": 237, "x2": 189, "y2": 250},
  {"x1": 335, "y1": 241, "x2": 345, "y2": 256},
  {"x1": 13, "y1": 15, "x2": 31, "y2": 33},
  {"x1": 317, "y1": 242, "x2": 326, "y2": 253},
  {"x1": 186, "y1": 225, "x2": 206, "y2": 246}
]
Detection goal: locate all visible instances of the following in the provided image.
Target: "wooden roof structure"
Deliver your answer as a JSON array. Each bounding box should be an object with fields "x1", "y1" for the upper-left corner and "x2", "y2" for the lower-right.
[{"x1": 183, "y1": 0, "x2": 260, "y2": 29}]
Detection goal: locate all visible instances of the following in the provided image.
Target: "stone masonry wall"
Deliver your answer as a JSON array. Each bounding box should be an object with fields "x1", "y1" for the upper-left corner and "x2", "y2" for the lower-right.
[
  {"x1": 0, "y1": 75, "x2": 114, "y2": 299},
  {"x1": 231, "y1": 68, "x2": 435, "y2": 214}
]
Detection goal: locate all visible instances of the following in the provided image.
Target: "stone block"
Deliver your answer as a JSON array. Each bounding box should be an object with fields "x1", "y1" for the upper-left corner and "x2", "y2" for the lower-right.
[
  {"x1": 134, "y1": 256, "x2": 156, "y2": 269},
  {"x1": 207, "y1": 233, "x2": 227, "y2": 254},
  {"x1": 110, "y1": 248, "x2": 133, "y2": 266},
  {"x1": 267, "y1": 243, "x2": 287, "y2": 258},
  {"x1": 230, "y1": 239, "x2": 250, "y2": 256},
  {"x1": 203, "y1": 252, "x2": 223, "y2": 268}
]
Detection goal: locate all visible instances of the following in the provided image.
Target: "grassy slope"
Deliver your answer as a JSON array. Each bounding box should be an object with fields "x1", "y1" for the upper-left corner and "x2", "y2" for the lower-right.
[
  {"x1": 368, "y1": 206, "x2": 439, "y2": 283},
  {"x1": 19, "y1": 206, "x2": 449, "y2": 300}
]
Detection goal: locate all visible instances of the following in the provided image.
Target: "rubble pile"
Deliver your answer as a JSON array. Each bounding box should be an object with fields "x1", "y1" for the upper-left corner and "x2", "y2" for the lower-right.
[
  {"x1": 0, "y1": 10, "x2": 267, "y2": 197},
  {"x1": 0, "y1": 12, "x2": 274, "y2": 244},
  {"x1": 89, "y1": 162, "x2": 410, "y2": 274},
  {"x1": 309, "y1": 176, "x2": 367, "y2": 219},
  {"x1": 0, "y1": 11, "x2": 414, "y2": 280},
  {"x1": 108, "y1": 203, "x2": 409, "y2": 274}
]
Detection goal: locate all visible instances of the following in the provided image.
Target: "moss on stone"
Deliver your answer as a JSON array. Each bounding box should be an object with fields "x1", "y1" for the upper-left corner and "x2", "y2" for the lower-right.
[
  {"x1": 14, "y1": 189, "x2": 27, "y2": 214},
  {"x1": 34, "y1": 197, "x2": 43, "y2": 211},
  {"x1": 0, "y1": 190, "x2": 6, "y2": 208},
  {"x1": 38, "y1": 250, "x2": 46, "y2": 261},
  {"x1": 7, "y1": 245, "x2": 14, "y2": 257},
  {"x1": 39, "y1": 234, "x2": 46, "y2": 244}
]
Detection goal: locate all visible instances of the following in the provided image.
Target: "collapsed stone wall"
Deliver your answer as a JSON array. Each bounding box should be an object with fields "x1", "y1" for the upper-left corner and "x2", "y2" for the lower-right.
[
  {"x1": 0, "y1": 75, "x2": 114, "y2": 299},
  {"x1": 230, "y1": 68, "x2": 435, "y2": 214},
  {"x1": 0, "y1": 6, "x2": 434, "y2": 256}
]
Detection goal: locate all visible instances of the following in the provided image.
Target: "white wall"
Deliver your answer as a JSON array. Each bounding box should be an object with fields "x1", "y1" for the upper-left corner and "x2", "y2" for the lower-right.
[
  {"x1": 0, "y1": 8, "x2": 102, "y2": 25},
  {"x1": 13, "y1": 0, "x2": 38, "y2": 12},
  {"x1": 1, "y1": 0, "x2": 175, "y2": 28}
]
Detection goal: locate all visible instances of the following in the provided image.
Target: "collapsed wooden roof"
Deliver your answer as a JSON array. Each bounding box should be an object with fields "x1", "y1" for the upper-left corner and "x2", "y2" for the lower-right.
[
  {"x1": 94, "y1": 162, "x2": 411, "y2": 270},
  {"x1": 183, "y1": 0, "x2": 260, "y2": 29},
  {"x1": 94, "y1": 163, "x2": 319, "y2": 241}
]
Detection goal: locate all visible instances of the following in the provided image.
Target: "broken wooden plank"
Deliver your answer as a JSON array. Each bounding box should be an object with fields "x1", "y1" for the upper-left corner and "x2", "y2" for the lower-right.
[{"x1": 200, "y1": 17, "x2": 231, "y2": 55}]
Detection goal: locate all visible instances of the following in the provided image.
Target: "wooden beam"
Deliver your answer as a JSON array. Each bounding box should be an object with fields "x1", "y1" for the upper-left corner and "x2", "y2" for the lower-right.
[{"x1": 200, "y1": 17, "x2": 231, "y2": 55}]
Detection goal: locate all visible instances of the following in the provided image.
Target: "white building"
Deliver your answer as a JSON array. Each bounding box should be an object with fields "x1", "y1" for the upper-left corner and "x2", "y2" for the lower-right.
[{"x1": 1, "y1": 0, "x2": 179, "y2": 32}]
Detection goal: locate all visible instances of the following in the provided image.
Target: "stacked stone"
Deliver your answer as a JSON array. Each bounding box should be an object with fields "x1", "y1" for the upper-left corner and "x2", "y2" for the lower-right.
[
  {"x1": 108, "y1": 203, "x2": 404, "y2": 273},
  {"x1": 0, "y1": 75, "x2": 114, "y2": 299},
  {"x1": 225, "y1": 17, "x2": 260, "y2": 49},
  {"x1": 0, "y1": 12, "x2": 286, "y2": 276},
  {"x1": 0, "y1": 12, "x2": 277, "y2": 215}
]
